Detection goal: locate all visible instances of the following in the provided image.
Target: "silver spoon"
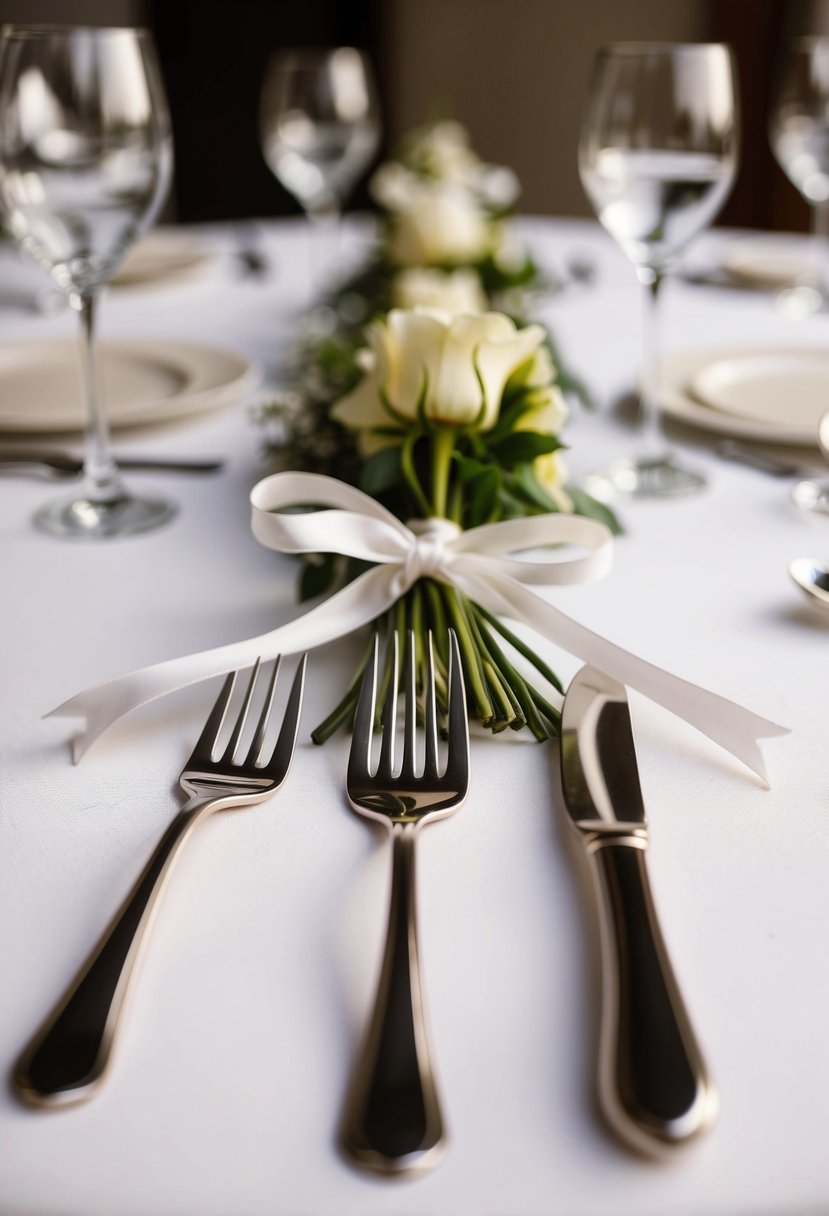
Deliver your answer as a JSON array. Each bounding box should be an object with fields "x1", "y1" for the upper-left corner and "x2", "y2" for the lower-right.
[{"x1": 789, "y1": 557, "x2": 829, "y2": 611}]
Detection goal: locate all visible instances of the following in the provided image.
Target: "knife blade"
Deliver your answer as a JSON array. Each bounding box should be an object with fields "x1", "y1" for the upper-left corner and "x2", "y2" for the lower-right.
[
  {"x1": 560, "y1": 665, "x2": 717, "y2": 1155},
  {"x1": 0, "y1": 450, "x2": 223, "y2": 476}
]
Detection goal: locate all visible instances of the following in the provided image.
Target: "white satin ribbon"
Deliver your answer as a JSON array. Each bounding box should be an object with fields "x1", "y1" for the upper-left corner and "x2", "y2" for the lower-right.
[{"x1": 48, "y1": 471, "x2": 788, "y2": 778}]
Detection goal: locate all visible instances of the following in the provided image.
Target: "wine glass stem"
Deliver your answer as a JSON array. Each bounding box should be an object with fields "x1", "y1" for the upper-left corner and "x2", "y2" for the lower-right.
[
  {"x1": 637, "y1": 267, "x2": 667, "y2": 459},
  {"x1": 308, "y1": 199, "x2": 340, "y2": 299},
  {"x1": 72, "y1": 291, "x2": 124, "y2": 505}
]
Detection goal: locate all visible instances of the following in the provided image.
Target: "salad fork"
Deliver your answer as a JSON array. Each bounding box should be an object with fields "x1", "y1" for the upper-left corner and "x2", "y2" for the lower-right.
[
  {"x1": 15, "y1": 654, "x2": 306, "y2": 1108},
  {"x1": 341, "y1": 629, "x2": 469, "y2": 1175}
]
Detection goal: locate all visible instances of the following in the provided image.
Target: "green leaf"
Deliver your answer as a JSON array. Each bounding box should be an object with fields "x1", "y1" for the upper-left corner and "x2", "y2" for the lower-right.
[
  {"x1": 501, "y1": 352, "x2": 537, "y2": 402},
  {"x1": 566, "y1": 485, "x2": 624, "y2": 534},
  {"x1": 467, "y1": 466, "x2": 501, "y2": 523},
  {"x1": 510, "y1": 463, "x2": 565, "y2": 512},
  {"x1": 491, "y1": 431, "x2": 562, "y2": 466},
  {"x1": 454, "y1": 452, "x2": 492, "y2": 484},
  {"x1": 359, "y1": 446, "x2": 404, "y2": 498},
  {"x1": 482, "y1": 395, "x2": 537, "y2": 444}
]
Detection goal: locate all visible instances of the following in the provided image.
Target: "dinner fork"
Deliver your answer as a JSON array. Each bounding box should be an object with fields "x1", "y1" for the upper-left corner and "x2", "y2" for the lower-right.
[
  {"x1": 15, "y1": 654, "x2": 306, "y2": 1109},
  {"x1": 341, "y1": 629, "x2": 469, "y2": 1175}
]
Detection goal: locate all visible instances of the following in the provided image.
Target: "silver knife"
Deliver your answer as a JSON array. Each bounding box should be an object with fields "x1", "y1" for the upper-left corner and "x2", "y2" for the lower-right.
[
  {"x1": 0, "y1": 450, "x2": 223, "y2": 476},
  {"x1": 560, "y1": 665, "x2": 717, "y2": 1155}
]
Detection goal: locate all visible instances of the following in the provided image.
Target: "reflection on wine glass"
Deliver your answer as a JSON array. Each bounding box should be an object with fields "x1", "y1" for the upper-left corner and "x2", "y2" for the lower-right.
[
  {"x1": 579, "y1": 42, "x2": 739, "y2": 499},
  {"x1": 259, "y1": 46, "x2": 380, "y2": 296},
  {"x1": 0, "y1": 25, "x2": 174, "y2": 538},
  {"x1": 770, "y1": 37, "x2": 829, "y2": 316}
]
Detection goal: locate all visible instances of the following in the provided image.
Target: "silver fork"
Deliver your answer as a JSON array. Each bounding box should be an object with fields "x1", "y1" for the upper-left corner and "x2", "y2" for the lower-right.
[
  {"x1": 15, "y1": 655, "x2": 307, "y2": 1108},
  {"x1": 341, "y1": 629, "x2": 469, "y2": 1175}
]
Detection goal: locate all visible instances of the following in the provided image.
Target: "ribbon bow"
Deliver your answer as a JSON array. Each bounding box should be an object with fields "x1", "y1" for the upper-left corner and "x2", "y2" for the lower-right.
[{"x1": 49, "y1": 471, "x2": 787, "y2": 777}]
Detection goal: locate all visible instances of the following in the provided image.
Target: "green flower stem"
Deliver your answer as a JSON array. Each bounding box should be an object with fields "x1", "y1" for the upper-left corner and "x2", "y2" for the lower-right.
[
  {"x1": 409, "y1": 582, "x2": 425, "y2": 691},
  {"x1": 475, "y1": 604, "x2": 565, "y2": 694},
  {"x1": 431, "y1": 425, "x2": 457, "y2": 518},
  {"x1": 526, "y1": 684, "x2": 562, "y2": 734},
  {"x1": 472, "y1": 609, "x2": 552, "y2": 740},
  {"x1": 423, "y1": 580, "x2": 450, "y2": 668},
  {"x1": 448, "y1": 480, "x2": 463, "y2": 526},
  {"x1": 441, "y1": 584, "x2": 493, "y2": 724},
  {"x1": 466, "y1": 607, "x2": 523, "y2": 731},
  {"x1": 401, "y1": 429, "x2": 432, "y2": 517},
  {"x1": 310, "y1": 628, "x2": 377, "y2": 744},
  {"x1": 481, "y1": 661, "x2": 515, "y2": 731}
]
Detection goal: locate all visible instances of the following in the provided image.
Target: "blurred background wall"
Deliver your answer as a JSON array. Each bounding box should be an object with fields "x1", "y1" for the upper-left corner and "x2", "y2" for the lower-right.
[{"x1": 0, "y1": 0, "x2": 824, "y2": 229}]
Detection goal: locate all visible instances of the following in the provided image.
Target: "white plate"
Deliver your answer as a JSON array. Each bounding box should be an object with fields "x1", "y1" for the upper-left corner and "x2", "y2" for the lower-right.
[
  {"x1": 689, "y1": 351, "x2": 829, "y2": 430},
  {"x1": 658, "y1": 346, "x2": 829, "y2": 445},
  {"x1": 720, "y1": 238, "x2": 815, "y2": 289},
  {"x1": 112, "y1": 228, "x2": 215, "y2": 289},
  {"x1": 0, "y1": 339, "x2": 261, "y2": 433},
  {"x1": 820, "y1": 410, "x2": 829, "y2": 461}
]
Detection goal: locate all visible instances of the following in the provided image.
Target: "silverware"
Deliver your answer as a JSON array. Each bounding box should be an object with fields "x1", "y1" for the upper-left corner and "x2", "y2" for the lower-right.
[
  {"x1": 341, "y1": 629, "x2": 469, "y2": 1175},
  {"x1": 715, "y1": 439, "x2": 808, "y2": 478},
  {"x1": 560, "y1": 665, "x2": 717, "y2": 1155},
  {"x1": 791, "y1": 478, "x2": 829, "y2": 515},
  {"x1": 789, "y1": 557, "x2": 829, "y2": 611},
  {"x1": 0, "y1": 450, "x2": 224, "y2": 477},
  {"x1": 15, "y1": 655, "x2": 306, "y2": 1108}
]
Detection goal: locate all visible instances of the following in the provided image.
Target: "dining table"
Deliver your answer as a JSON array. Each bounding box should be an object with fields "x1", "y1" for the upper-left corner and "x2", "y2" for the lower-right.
[{"x1": 1, "y1": 212, "x2": 827, "y2": 1216}]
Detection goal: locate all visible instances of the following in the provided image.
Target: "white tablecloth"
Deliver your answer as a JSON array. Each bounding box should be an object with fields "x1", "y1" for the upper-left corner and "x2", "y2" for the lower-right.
[{"x1": 1, "y1": 217, "x2": 827, "y2": 1216}]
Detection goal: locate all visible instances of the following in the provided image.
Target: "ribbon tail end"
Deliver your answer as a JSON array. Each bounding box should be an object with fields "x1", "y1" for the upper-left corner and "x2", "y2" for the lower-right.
[{"x1": 44, "y1": 697, "x2": 106, "y2": 764}]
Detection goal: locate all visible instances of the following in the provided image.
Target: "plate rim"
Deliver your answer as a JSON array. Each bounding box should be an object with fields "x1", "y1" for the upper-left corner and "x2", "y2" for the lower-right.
[
  {"x1": 0, "y1": 337, "x2": 261, "y2": 433},
  {"x1": 688, "y1": 349, "x2": 829, "y2": 422},
  {"x1": 659, "y1": 344, "x2": 829, "y2": 445}
]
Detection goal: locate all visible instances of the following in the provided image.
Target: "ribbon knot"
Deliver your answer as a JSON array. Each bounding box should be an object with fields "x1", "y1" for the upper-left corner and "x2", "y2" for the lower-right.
[
  {"x1": 403, "y1": 517, "x2": 462, "y2": 586},
  {"x1": 47, "y1": 470, "x2": 787, "y2": 779}
]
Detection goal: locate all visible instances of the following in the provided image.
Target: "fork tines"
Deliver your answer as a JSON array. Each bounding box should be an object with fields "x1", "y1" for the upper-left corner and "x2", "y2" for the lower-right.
[
  {"x1": 190, "y1": 654, "x2": 307, "y2": 775},
  {"x1": 350, "y1": 629, "x2": 467, "y2": 786}
]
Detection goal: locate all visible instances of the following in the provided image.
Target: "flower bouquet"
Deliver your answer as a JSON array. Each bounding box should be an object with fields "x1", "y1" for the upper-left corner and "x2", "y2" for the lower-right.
[
  {"x1": 260, "y1": 121, "x2": 589, "y2": 485},
  {"x1": 275, "y1": 302, "x2": 618, "y2": 745}
]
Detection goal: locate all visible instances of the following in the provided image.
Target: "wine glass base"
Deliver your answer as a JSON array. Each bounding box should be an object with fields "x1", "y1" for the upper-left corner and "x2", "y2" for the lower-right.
[
  {"x1": 791, "y1": 478, "x2": 829, "y2": 516},
  {"x1": 775, "y1": 285, "x2": 827, "y2": 318},
  {"x1": 34, "y1": 490, "x2": 177, "y2": 539},
  {"x1": 584, "y1": 455, "x2": 707, "y2": 502}
]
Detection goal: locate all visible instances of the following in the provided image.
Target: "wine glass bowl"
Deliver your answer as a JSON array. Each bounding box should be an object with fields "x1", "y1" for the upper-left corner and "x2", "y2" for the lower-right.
[
  {"x1": 770, "y1": 37, "x2": 829, "y2": 313},
  {"x1": 259, "y1": 46, "x2": 380, "y2": 220},
  {"x1": 0, "y1": 25, "x2": 174, "y2": 538},
  {"x1": 579, "y1": 42, "x2": 739, "y2": 499}
]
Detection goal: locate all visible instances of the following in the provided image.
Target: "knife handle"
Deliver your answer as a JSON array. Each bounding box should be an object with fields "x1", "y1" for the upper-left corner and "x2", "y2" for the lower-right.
[{"x1": 586, "y1": 835, "x2": 717, "y2": 1154}]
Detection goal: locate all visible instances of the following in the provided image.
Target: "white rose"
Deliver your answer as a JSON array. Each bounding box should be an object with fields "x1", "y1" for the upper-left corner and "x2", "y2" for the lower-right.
[
  {"x1": 533, "y1": 451, "x2": 571, "y2": 505},
  {"x1": 478, "y1": 164, "x2": 521, "y2": 209},
  {"x1": 392, "y1": 267, "x2": 487, "y2": 315},
  {"x1": 517, "y1": 383, "x2": 571, "y2": 505},
  {"x1": 519, "y1": 383, "x2": 569, "y2": 433},
  {"x1": 406, "y1": 120, "x2": 480, "y2": 183},
  {"x1": 387, "y1": 183, "x2": 492, "y2": 267},
  {"x1": 369, "y1": 161, "x2": 420, "y2": 211},
  {"x1": 332, "y1": 307, "x2": 547, "y2": 434}
]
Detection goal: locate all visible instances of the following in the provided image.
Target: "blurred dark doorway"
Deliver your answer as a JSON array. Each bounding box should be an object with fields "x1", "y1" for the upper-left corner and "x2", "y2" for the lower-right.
[{"x1": 148, "y1": 0, "x2": 388, "y2": 222}]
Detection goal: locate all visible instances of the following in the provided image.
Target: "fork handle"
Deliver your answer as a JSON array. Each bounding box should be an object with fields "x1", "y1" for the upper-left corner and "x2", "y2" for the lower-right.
[
  {"x1": 341, "y1": 822, "x2": 445, "y2": 1173},
  {"x1": 14, "y1": 797, "x2": 213, "y2": 1107}
]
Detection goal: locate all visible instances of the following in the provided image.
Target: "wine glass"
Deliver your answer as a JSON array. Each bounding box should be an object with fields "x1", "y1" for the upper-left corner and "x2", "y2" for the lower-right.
[
  {"x1": 259, "y1": 46, "x2": 380, "y2": 293},
  {"x1": 579, "y1": 43, "x2": 739, "y2": 499},
  {"x1": 770, "y1": 37, "x2": 829, "y2": 316},
  {"x1": 0, "y1": 25, "x2": 173, "y2": 539}
]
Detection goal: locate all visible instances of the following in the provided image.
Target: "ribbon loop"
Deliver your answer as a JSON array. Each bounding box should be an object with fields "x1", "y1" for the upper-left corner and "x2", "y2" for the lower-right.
[{"x1": 47, "y1": 470, "x2": 788, "y2": 777}]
